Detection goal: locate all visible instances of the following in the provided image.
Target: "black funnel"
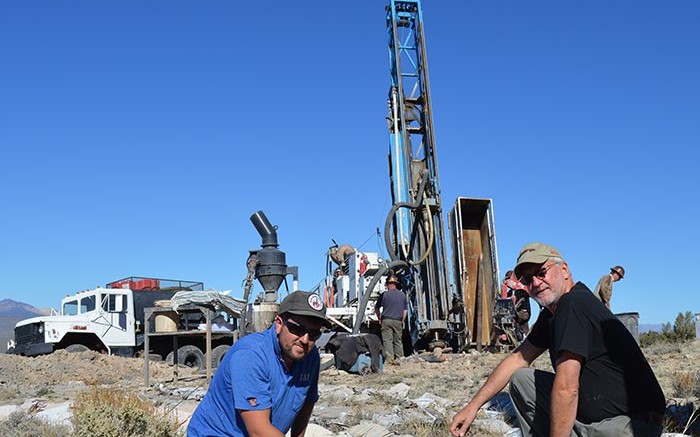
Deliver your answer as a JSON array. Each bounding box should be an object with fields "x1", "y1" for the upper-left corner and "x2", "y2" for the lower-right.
[{"x1": 250, "y1": 211, "x2": 287, "y2": 299}]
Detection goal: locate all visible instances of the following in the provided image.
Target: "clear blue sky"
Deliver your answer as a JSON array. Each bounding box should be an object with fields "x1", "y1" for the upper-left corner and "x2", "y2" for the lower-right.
[{"x1": 1, "y1": 1, "x2": 698, "y2": 326}]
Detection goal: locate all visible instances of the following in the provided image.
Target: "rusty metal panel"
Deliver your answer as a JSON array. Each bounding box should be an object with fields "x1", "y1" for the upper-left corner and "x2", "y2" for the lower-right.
[{"x1": 449, "y1": 197, "x2": 499, "y2": 349}]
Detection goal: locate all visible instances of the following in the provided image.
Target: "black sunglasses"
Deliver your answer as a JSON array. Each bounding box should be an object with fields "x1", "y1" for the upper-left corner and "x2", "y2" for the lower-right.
[
  {"x1": 519, "y1": 263, "x2": 558, "y2": 286},
  {"x1": 283, "y1": 317, "x2": 322, "y2": 341}
]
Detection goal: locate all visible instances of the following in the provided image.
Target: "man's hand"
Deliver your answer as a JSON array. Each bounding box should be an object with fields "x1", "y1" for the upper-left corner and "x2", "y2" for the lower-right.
[{"x1": 449, "y1": 405, "x2": 477, "y2": 436}]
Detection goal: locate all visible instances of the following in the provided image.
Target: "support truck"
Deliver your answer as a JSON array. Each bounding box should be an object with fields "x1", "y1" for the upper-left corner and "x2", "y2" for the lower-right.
[{"x1": 9, "y1": 277, "x2": 237, "y2": 369}]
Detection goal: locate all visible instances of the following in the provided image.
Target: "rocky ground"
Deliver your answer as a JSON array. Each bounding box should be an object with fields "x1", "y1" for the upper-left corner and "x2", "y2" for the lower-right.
[{"x1": 0, "y1": 340, "x2": 698, "y2": 436}]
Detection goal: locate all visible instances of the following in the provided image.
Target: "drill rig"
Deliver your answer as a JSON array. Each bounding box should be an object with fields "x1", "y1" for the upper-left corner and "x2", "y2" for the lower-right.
[
  {"x1": 314, "y1": 1, "x2": 502, "y2": 354},
  {"x1": 346, "y1": 0, "x2": 464, "y2": 352}
]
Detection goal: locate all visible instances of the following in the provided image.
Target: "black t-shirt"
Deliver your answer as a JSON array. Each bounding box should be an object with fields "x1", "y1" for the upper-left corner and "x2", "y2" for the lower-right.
[{"x1": 527, "y1": 282, "x2": 665, "y2": 423}]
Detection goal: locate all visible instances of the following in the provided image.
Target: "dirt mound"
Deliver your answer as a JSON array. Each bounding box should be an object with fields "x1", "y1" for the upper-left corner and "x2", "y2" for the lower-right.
[{"x1": 0, "y1": 350, "x2": 198, "y2": 404}]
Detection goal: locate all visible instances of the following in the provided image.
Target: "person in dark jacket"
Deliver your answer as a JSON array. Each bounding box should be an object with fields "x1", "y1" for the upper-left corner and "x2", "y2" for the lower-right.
[{"x1": 450, "y1": 243, "x2": 664, "y2": 437}]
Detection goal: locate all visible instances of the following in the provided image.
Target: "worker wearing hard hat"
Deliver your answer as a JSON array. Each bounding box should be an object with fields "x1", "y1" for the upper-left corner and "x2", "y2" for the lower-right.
[
  {"x1": 450, "y1": 243, "x2": 663, "y2": 437},
  {"x1": 374, "y1": 274, "x2": 408, "y2": 366},
  {"x1": 593, "y1": 265, "x2": 625, "y2": 310}
]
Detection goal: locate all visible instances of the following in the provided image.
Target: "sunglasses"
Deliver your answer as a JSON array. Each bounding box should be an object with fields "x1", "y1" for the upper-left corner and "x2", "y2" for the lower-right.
[
  {"x1": 283, "y1": 317, "x2": 322, "y2": 341},
  {"x1": 519, "y1": 263, "x2": 558, "y2": 286}
]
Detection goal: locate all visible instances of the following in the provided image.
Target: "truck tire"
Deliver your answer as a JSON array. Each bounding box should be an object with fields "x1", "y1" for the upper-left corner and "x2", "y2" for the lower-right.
[
  {"x1": 211, "y1": 345, "x2": 230, "y2": 368},
  {"x1": 166, "y1": 345, "x2": 205, "y2": 372},
  {"x1": 65, "y1": 344, "x2": 89, "y2": 353}
]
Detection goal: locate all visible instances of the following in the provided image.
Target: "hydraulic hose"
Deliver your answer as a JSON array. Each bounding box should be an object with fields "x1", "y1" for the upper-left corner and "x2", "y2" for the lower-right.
[
  {"x1": 383, "y1": 170, "x2": 435, "y2": 266},
  {"x1": 351, "y1": 259, "x2": 409, "y2": 335}
]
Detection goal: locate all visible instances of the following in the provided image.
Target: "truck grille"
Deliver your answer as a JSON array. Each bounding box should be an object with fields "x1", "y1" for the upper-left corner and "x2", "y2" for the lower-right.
[{"x1": 15, "y1": 322, "x2": 43, "y2": 346}]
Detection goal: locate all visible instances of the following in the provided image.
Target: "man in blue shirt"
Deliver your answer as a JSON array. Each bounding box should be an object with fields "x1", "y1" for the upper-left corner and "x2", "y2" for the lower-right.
[{"x1": 188, "y1": 290, "x2": 329, "y2": 437}]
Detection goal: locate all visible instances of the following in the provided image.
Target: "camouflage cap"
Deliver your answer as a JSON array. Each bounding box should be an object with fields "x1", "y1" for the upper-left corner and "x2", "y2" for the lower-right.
[{"x1": 514, "y1": 242, "x2": 563, "y2": 278}]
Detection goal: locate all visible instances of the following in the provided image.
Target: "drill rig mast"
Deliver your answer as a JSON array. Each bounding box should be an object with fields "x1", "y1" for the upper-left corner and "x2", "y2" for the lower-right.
[{"x1": 382, "y1": 0, "x2": 460, "y2": 350}]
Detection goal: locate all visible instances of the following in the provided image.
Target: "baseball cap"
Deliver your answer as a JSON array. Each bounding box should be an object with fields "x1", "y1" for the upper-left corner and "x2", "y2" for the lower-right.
[
  {"x1": 514, "y1": 242, "x2": 563, "y2": 278},
  {"x1": 279, "y1": 291, "x2": 331, "y2": 327}
]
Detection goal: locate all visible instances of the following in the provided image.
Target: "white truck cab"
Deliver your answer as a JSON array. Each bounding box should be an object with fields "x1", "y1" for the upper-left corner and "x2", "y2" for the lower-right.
[{"x1": 11, "y1": 277, "x2": 204, "y2": 357}]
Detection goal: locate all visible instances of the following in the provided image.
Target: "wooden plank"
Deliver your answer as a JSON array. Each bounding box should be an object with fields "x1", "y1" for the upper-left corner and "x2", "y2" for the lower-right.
[{"x1": 462, "y1": 229, "x2": 482, "y2": 344}]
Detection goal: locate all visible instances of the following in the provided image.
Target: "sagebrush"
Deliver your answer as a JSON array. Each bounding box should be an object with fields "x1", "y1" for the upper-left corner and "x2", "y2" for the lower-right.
[
  {"x1": 2, "y1": 410, "x2": 71, "y2": 437},
  {"x1": 71, "y1": 387, "x2": 183, "y2": 437},
  {"x1": 640, "y1": 311, "x2": 697, "y2": 347}
]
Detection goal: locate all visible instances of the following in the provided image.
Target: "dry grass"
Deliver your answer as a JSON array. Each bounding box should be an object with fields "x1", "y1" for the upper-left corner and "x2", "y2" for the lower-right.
[
  {"x1": 2, "y1": 410, "x2": 71, "y2": 437},
  {"x1": 71, "y1": 387, "x2": 183, "y2": 437},
  {"x1": 672, "y1": 371, "x2": 700, "y2": 398}
]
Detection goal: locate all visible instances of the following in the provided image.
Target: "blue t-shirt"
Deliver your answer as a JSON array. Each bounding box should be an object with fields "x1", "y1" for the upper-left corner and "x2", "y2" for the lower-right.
[{"x1": 187, "y1": 325, "x2": 320, "y2": 436}]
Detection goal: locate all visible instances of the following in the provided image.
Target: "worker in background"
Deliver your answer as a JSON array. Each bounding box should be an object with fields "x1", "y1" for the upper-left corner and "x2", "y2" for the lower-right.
[
  {"x1": 450, "y1": 243, "x2": 664, "y2": 437},
  {"x1": 187, "y1": 291, "x2": 329, "y2": 437},
  {"x1": 593, "y1": 265, "x2": 625, "y2": 309},
  {"x1": 500, "y1": 270, "x2": 532, "y2": 335},
  {"x1": 374, "y1": 274, "x2": 408, "y2": 366}
]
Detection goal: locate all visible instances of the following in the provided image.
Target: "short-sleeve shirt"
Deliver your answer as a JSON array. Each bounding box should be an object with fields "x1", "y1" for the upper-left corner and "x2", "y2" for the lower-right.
[
  {"x1": 375, "y1": 289, "x2": 407, "y2": 321},
  {"x1": 527, "y1": 282, "x2": 664, "y2": 423},
  {"x1": 187, "y1": 325, "x2": 320, "y2": 436}
]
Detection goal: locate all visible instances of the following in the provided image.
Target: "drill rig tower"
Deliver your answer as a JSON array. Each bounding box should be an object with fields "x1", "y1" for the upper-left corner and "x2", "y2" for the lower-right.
[{"x1": 383, "y1": 0, "x2": 460, "y2": 350}]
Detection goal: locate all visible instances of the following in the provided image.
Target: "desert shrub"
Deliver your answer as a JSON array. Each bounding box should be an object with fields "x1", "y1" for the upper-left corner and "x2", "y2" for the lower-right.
[
  {"x1": 2, "y1": 409, "x2": 71, "y2": 437},
  {"x1": 70, "y1": 387, "x2": 182, "y2": 437},
  {"x1": 672, "y1": 371, "x2": 700, "y2": 398},
  {"x1": 640, "y1": 330, "x2": 667, "y2": 348},
  {"x1": 672, "y1": 311, "x2": 697, "y2": 342},
  {"x1": 640, "y1": 311, "x2": 697, "y2": 347}
]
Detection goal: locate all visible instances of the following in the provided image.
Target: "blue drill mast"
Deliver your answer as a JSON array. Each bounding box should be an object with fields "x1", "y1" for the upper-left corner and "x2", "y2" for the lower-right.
[{"x1": 383, "y1": 0, "x2": 460, "y2": 350}]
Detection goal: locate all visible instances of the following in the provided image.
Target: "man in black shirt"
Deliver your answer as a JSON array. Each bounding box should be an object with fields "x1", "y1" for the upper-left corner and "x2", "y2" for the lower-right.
[{"x1": 450, "y1": 242, "x2": 664, "y2": 437}]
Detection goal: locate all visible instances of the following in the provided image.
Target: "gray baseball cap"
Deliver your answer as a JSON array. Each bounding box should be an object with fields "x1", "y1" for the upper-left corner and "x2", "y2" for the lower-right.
[{"x1": 279, "y1": 291, "x2": 330, "y2": 326}]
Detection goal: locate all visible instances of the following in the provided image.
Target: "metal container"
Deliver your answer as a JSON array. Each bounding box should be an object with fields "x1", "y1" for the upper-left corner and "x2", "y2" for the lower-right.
[
  {"x1": 448, "y1": 197, "x2": 500, "y2": 349},
  {"x1": 246, "y1": 301, "x2": 279, "y2": 334},
  {"x1": 155, "y1": 312, "x2": 178, "y2": 333},
  {"x1": 616, "y1": 312, "x2": 639, "y2": 344}
]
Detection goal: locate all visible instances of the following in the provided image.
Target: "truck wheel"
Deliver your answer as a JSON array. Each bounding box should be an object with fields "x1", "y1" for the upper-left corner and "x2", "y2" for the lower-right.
[
  {"x1": 65, "y1": 344, "x2": 89, "y2": 353},
  {"x1": 211, "y1": 345, "x2": 230, "y2": 368},
  {"x1": 166, "y1": 345, "x2": 205, "y2": 371}
]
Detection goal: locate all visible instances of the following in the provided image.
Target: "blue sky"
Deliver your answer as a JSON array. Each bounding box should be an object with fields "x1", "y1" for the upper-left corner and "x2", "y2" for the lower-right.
[{"x1": 1, "y1": 1, "x2": 698, "y2": 326}]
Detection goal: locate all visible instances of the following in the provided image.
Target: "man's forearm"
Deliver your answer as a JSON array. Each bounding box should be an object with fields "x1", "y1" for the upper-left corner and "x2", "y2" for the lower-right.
[
  {"x1": 550, "y1": 356, "x2": 582, "y2": 437},
  {"x1": 550, "y1": 385, "x2": 578, "y2": 437},
  {"x1": 290, "y1": 401, "x2": 315, "y2": 437},
  {"x1": 239, "y1": 409, "x2": 286, "y2": 437},
  {"x1": 450, "y1": 353, "x2": 529, "y2": 436},
  {"x1": 466, "y1": 353, "x2": 528, "y2": 411}
]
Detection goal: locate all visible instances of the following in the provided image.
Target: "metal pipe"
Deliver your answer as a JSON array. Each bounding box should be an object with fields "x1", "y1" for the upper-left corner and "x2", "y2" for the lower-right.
[{"x1": 250, "y1": 211, "x2": 278, "y2": 248}]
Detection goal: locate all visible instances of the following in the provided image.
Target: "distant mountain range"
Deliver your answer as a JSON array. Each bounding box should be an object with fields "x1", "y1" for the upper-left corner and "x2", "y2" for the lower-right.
[
  {"x1": 0, "y1": 299, "x2": 50, "y2": 352},
  {"x1": 639, "y1": 324, "x2": 663, "y2": 333}
]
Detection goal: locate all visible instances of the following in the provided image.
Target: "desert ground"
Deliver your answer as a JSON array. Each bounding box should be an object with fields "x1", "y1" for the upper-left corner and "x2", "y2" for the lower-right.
[{"x1": 0, "y1": 340, "x2": 698, "y2": 436}]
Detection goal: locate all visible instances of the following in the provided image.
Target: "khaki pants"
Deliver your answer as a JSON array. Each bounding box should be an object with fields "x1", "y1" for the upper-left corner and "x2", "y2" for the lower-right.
[
  {"x1": 509, "y1": 368, "x2": 662, "y2": 437},
  {"x1": 380, "y1": 318, "x2": 403, "y2": 363}
]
